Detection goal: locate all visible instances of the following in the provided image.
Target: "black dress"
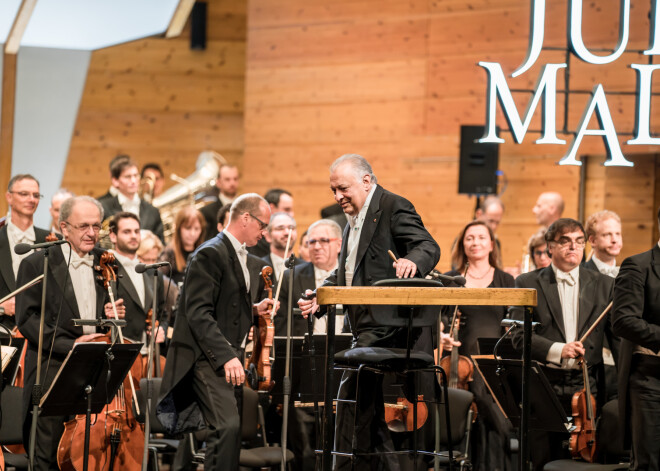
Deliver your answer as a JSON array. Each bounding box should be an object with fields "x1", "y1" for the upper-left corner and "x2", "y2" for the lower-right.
[{"x1": 443, "y1": 267, "x2": 515, "y2": 471}]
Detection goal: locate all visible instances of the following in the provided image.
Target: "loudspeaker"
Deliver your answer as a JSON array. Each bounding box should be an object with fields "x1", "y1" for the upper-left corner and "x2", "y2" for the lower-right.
[
  {"x1": 458, "y1": 125, "x2": 500, "y2": 195},
  {"x1": 190, "y1": 2, "x2": 207, "y2": 50}
]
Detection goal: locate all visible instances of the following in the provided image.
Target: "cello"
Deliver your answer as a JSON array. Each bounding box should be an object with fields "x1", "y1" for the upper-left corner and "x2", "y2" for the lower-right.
[{"x1": 57, "y1": 251, "x2": 145, "y2": 471}]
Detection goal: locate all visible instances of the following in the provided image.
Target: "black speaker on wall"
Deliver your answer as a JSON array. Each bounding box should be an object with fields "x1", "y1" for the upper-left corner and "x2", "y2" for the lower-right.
[
  {"x1": 190, "y1": 1, "x2": 207, "y2": 50},
  {"x1": 458, "y1": 125, "x2": 500, "y2": 195}
]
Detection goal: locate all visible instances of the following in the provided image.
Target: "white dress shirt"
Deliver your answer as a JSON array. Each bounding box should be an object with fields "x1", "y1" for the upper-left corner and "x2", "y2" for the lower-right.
[
  {"x1": 312, "y1": 265, "x2": 345, "y2": 334},
  {"x1": 224, "y1": 229, "x2": 250, "y2": 292},
  {"x1": 547, "y1": 264, "x2": 580, "y2": 368},
  {"x1": 111, "y1": 251, "x2": 145, "y2": 308},
  {"x1": 591, "y1": 255, "x2": 619, "y2": 278},
  {"x1": 62, "y1": 244, "x2": 97, "y2": 334},
  {"x1": 6, "y1": 221, "x2": 36, "y2": 279},
  {"x1": 270, "y1": 253, "x2": 285, "y2": 283},
  {"x1": 344, "y1": 184, "x2": 377, "y2": 287},
  {"x1": 117, "y1": 192, "x2": 141, "y2": 218}
]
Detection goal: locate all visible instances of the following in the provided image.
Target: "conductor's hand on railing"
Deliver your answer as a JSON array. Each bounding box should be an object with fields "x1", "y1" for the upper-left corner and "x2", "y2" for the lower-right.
[
  {"x1": 393, "y1": 257, "x2": 417, "y2": 279},
  {"x1": 298, "y1": 289, "x2": 319, "y2": 319}
]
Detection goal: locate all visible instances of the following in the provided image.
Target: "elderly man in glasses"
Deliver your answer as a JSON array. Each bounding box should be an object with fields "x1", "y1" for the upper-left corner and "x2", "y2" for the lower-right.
[
  {"x1": 510, "y1": 218, "x2": 619, "y2": 470},
  {"x1": 0, "y1": 174, "x2": 52, "y2": 330}
]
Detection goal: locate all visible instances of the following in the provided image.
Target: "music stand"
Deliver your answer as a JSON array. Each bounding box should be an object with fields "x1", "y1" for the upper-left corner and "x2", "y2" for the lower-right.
[
  {"x1": 472, "y1": 356, "x2": 568, "y2": 433},
  {"x1": 1, "y1": 336, "x2": 25, "y2": 386},
  {"x1": 40, "y1": 342, "x2": 141, "y2": 471}
]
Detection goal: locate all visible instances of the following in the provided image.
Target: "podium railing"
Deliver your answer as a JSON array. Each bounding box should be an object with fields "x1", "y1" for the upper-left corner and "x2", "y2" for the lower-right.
[{"x1": 316, "y1": 286, "x2": 537, "y2": 471}]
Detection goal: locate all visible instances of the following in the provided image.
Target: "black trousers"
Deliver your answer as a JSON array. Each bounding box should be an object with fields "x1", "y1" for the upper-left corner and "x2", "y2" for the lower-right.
[
  {"x1": 192, "y1": 358, "x2": 243, "y2": 471},
  {"x1": 629, "y1": 354, "x2": 660, "y2": 471}
]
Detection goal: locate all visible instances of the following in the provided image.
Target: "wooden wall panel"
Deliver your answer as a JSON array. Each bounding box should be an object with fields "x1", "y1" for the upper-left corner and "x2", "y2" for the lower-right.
[
  {"x1": 62, "y1": 0, "x2": 247, "y2": 198},
  {"x1": 244, "y1": 0, "x2": 660, "y2": 270}
]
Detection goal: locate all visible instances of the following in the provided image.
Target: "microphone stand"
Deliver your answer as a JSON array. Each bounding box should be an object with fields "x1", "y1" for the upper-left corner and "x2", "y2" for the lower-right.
[
  {"x1": 142, "y1": 267, "x2": 162, "y2": 471},
  {"x1": 28, "y1": 247, "x2": 51, "y2": 471},
  {"x1": 280, "y1": 253, "x2": 296, "y2": 471}
]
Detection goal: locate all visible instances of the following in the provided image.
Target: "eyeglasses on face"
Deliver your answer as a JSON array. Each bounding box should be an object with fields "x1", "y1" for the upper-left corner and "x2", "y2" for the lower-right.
[
  {"x1": 10, "y1": 191, "x2": 43, "y2": 200},
  {"x1": 64, "y1": 221, "x2": 102, "y2": 233},
  {"x1": 307, "y1": 238, "x2": 339, "y2": 246},
  {"x1": 247, "y1": 213, "x2": 269, "y2": 231},
  {"x1": 551, "y1": 237, "x2": 586, "y2": 248}
]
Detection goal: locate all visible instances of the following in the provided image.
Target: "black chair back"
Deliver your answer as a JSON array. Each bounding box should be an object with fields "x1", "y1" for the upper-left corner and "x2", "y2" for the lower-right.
[{"x1": 0, "y1": 385, "x2": 24, "y2": 444}]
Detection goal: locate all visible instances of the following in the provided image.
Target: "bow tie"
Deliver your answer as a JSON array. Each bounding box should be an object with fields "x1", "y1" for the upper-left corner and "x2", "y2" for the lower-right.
[
  {"x1": 555, "y1": 271, "x2": 576, "y2": 286},
  {"x1": 71, "y1": 255, "x2": 94, "y2": 269},
  {"x1": 602, "y1": 266, "x2": 619, "y2": 278}
]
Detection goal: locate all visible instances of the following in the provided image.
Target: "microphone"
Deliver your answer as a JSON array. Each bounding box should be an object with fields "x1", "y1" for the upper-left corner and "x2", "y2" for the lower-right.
[
  {"x1": 135, "y1": 261, "x2": 170, "y2": 273},
  {"x1": 501, "y1": 319, "x2": 541, "y2": 330},
  {"x1": 427, "y1": 270, "x2": 467, "y2": 286},
  {"x1": 14, "y1": 239, "x2": 67, "y2": 255}
]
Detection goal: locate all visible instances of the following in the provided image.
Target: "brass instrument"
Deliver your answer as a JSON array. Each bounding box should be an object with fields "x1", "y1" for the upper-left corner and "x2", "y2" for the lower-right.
[
  {"x1": 152, "y1": 151, "x2": 227, "y2": 242},
  {"x1": 140, "y1": 175, "x2": 156, "y2": 204}
]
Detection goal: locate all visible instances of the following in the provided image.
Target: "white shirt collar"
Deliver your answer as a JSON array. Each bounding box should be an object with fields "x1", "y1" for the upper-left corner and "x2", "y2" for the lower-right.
[
  {"x1": 223, "y1": 229, "x2": 246, "y2": 254},
  {"x1": 551, "y1": 263, "x2": 580, "y2": 285},
  {"x1": 6, "y1": 220, "x2": 35, "y2": 244},
  {"x1": 117, "y1": 191, "x2": 140, "y2": 206},
  {"x1": 348, "y1": 184, "x2": 377, "y2": 230}
]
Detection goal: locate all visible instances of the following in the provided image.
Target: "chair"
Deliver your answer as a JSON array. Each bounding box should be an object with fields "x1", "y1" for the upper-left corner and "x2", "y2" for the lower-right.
[
  {"x1": 331, "y1": 278, "x2": 458, "y2": 470},
  {"x1": 191, "y1": 387, "x2": 295, "y2": 470},
  {"x1": 437, "y1": 387, "x2": 475, "y2": 470},
  {"x1": 543, "y1": 400, "x2": 628, "y2": 471},
  {"x1": 135, "y1": 378, "x2": 180, "y2": 471},
  {"x1": 0, "y1": 385, "x2": 29, "y2": 470}
]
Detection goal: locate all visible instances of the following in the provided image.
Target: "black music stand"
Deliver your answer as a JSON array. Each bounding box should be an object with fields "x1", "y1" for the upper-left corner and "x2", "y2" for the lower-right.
[
  {"x1": 472, "y1": 357, "x2": 568, "y2": 433},
  {"x1": 40, "y1": 342, "x2": 141, "y2": 471}
]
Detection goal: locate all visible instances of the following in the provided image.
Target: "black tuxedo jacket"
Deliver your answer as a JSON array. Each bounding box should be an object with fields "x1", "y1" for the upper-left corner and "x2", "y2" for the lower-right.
[
  {"x1": 157, "y1": 232, "x2": 264, "y2": 434},
  {"x1": 98, "y1": 194, "x2": 164, "y2": 242},
  {"x1": 200, "y1": 199, "x2": 222, "y2": 240},
  {"x1": 0, "y1": 225, "x2": 53, "y2": 328},
  {"x1": 511, "y1": 266, "x2": 617, "y2": 368},
  {"x1": 15, "y1": 245, "x2": 108, "y2": 420},
  {"x1": 320, "y1": 185, "x2": 440, "y2": 336},
  {"x1": 582, "y1": 258, "x2": 598, "y2": 273},
  {"x1": 112, "y1": 259, "x2": 165, "y2": 343},
  {"x1": 612, "y1": 245, "x2": 660, "y2": 445},
  {"x1": 276, "y1": 261, "x2": 316, "y2": 336}
]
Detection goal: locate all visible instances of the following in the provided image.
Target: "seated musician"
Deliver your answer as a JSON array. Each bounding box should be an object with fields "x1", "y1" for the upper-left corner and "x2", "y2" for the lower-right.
[
  {"x1": 15, "y1": 196, "x2": 126, "y2": 471},
  {"x1": 157, "y1": 193, "x2": 276, "y2": 470},
  {"x1": 510, "y1": 218, "x2": 619, "y2": 470},
  {"x1": 298, "y1": 154, "x2": 442, "y2": 471}
]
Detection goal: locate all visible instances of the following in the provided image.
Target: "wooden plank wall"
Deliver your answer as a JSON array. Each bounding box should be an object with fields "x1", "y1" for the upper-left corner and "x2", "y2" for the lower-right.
[
  {"x1": 243, "y1": 0, "x2": 660, "y2": 270},
  {"x1": 62, "y1": 0, "x2": 247, "y2": 197}
]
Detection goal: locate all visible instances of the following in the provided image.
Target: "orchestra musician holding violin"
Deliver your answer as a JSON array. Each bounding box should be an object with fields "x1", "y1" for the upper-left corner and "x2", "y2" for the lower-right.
[
  {"x1": 15, "y1": 196, "x2": 126, "y2": 471},
  {"x1": 157, "y1": 193, "x2": 278, "y2": 471},
  {"x1": 510, "y1": 218, "x2": 619, "y2": 470}
]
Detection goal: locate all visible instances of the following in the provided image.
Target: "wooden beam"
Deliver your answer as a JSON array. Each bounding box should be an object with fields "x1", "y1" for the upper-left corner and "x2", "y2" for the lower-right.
[
  {"x1": 0, "y1": 53, "x2": 18, "y2": 216},
  {"x1": 4, "y1": 0, "x2": 38, "y2": 54},
  {"x1": 165, "y1": 0, "x2": 196, "y2": 39}
]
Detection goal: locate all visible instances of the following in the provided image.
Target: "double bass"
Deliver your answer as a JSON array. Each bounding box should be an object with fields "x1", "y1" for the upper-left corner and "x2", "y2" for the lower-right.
[{"x1": 57, "y1": 252, "x2": 145, "y2": 471}]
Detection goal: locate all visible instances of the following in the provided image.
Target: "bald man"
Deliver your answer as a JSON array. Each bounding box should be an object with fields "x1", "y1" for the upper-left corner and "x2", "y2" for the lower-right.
[{"x1": 533, "y1": 192, "x2": 564, "y2": 227}]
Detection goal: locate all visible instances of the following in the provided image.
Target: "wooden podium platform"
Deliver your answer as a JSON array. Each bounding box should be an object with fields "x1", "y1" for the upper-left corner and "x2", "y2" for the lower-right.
[{"x1": 315, "y1": 285, "x2": 538, "y2": 471}]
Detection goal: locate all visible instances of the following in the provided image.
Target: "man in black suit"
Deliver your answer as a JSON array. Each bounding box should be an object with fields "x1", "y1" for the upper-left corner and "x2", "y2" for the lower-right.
[
  {"x1": 157, "y1": 193, "x2": 277, "y2": 470},
  {"x1": 261, "y1": 212, "x2": 302, "y2": 289},
  {"x1": 299, "y1": 154, "x2": 440, "y2": 470},
  {"x1": 612, "y1": 207, "x2": 660, "y2": 471},
  {"x1": 200, "y1": 164, "x2": 240, "y2": 239},
  {"x1": 511, "y1": 218, "x2": 617, "y2": 469},
  {"x1": 584, "y1": 210, "x2": 623, "y2": 277},
  {"x1": 16, "y1": 196, "x2": 124, "y2": 471},
  {"x1": 98, "y1": 155, "x2": 164, "y2": 242},
  {"x1": 108, "y1": 212, "x2": 165, "y2": 344},
  {"x1": 0, "y1": 174, "x2": 52, "y2": 330}
]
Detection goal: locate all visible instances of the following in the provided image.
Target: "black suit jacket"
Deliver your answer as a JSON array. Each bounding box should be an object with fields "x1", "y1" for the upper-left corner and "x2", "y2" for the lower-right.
[
  {"x1": 0, "y1": 225, "x2": 53, "y2": 328},
  {"x1": 157, "y1": 232, "x2": 264, "y2": 434},
  {"x1": 15, "y1": 245, "x2": 108, "y2": 420},
  {"x1": 511, "y1": 266, "x2": 616, "y2": 368},
  {"x1": 112, "y1": 258, "x2": 165, "y2": 343},
  {"x1": 582, "y1": 258, "x2": 598, "y2": 273},
  {"x1": 276, "y1": 262, "x2": 316, "y2": 336},
  {"x1": 320, "y1": 185, "x2": 440, "y2": 337},
  {"x1": 611, "y1": 245, "x2": 660, "y2": 445},
  {"x1": 98, "y1": 194, "x2": 164, "y2": 242},
  {"x1": 200, "y1": 200, "x2": 222, "y2": 240}
]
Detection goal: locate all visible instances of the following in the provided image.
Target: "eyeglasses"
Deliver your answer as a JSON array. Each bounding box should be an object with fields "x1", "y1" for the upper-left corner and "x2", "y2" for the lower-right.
[
  {"x1": 533, "y1": 249, "x2": 548, "y2": 257},
  {"x1": 308, "y1": 238, "x2": 339, "y2": 246},
  {"x1": 64, "y1": 221, "x2": 102, "y2": 233},
  {"x1": 247, "y1": 213, "x2": 269, "y2": 231},
  {"x1": 551, "y1": 237, "x2": 586, "y2": 248},
  {"x1": 10, "y1": 191, "x2": 43, "y2": 200}
]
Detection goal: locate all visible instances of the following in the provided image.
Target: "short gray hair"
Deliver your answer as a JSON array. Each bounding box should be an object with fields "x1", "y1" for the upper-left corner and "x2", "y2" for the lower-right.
[
  {"x1": 229, "y1": 193, "x2": 268, "y2": 222},
  {"x1": 59, "y1": 196, "x2": 104, "y2": 226},
  {"x1": 330, "y1": 154, "x2": 377, "y2": 185},
  {"x1": 268, "y1": 212, "x2": 296, "y2": 233},
  {"x1": 307, "y1": 219, "x2": 343, "y2": 239}
]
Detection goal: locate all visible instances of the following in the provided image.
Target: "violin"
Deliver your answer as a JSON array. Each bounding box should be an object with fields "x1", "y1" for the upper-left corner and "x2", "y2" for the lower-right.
[
  {"x1": 384, "y1": 395, "x2": 428, "y2": 433},
  {"x1": 569, "y1": 357, "x2": 597, "y2": 462},
  {"x1": 57, "y1": 251, "x2": 145, "y2": 471},
  {"x1": 143, "y1": 308, "x2": 166, "y2": 378},
  {"x1": 247, "y1": 266, "x2": 275, "y2": 391}
]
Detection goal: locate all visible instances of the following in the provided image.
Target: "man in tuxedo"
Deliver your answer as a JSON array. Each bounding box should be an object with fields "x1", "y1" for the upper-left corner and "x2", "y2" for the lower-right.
[
  {"x1": 277, "y1": 218, "x2": 343, "y2": 337},
  {"x1": 261, "y1": 212, "x2": 301, "y2": 288},
  {"x1": 48, "y1": 188, "x2": 74, "y2": 234},
  {"x1": 298, "y1": 154, "x2": 440, "y2": 470},
  {"x1": 108, "y1": 212, "x2": 165, "y2": 345},
  {"x1": 16, "y1": 196, "x2": 124, "y2": 471},
  {"x1": 612, "y1": 207, "x2": 660, "y2": 471},
  {"x1": 511, "y1": 218, "x2": 617, "y2": 469},
  {"x1": 157, "y1": 193, "x2": 277, "y2": 470},
  {"x1": 98, "y1": 155, "x2": 164, "y2": 242},
  {"x1": 584, "y1": 210, "x2": 623, "y2": 277},
  {"x1": 201, "y1": 164, "x2": 239, "y2": 239},
  {"x1": 0, "y1": 174, "x2": 52, "y2": 330}
]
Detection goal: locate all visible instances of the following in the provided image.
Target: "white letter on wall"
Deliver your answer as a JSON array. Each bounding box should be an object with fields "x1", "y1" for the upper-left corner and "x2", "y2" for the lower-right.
[
  {"x1": 628, "y1": 64, "x2": 660, "y2": 145},
  {"x1": 569, "y1": 0, "x2": 630, "y2": 65},
  {"x1": 513, "y1": 0, "x2": 546, "y2": 77}
]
